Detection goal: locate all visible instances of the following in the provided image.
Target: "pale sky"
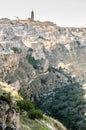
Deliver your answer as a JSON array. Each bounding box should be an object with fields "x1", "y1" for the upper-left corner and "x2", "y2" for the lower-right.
[{"x1": 0, "y1": 0, "x2": 86, "y2": 27}]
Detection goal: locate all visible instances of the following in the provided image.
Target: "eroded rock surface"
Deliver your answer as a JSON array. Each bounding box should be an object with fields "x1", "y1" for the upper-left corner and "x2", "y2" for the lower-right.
[{"x1": 0, "y1": 18, "x2": 86, "y2": 99}]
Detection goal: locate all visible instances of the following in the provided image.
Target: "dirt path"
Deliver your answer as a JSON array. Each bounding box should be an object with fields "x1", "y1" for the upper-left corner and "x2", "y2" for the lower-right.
[{"x1": 28, "y1": 71, "x2": 49, "y2": 85}]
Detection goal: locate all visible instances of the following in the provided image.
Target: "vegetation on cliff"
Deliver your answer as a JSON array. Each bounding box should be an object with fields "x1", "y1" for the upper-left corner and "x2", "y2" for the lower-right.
[
  {"x1": 37, "y1": 82, "x2": 86, "y2": 130},
  {"x1": 0, "y1": 81, "x2": 67, "y2": 130},
  {"x1": 0, "y1": 19, "x2": 86, "y2": 130},
  {"x1": 16, "y1": 99, "x2": 43, "y2": 120},
  {"x1": 26, "y1": 54, "x2": 39, "y2": 69}
]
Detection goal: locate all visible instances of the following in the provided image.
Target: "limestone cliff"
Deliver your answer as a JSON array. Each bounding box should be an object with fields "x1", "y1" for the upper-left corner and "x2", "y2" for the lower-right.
[
  {"x1": 0, "y1": 18, "x2": 86, "y2": 99},
  {"x1": 0, "y1": 82, "x2": 21, "y2": 130},
  {"x1": 0, "y1": 18, "x2": 86, "y2": 130}
]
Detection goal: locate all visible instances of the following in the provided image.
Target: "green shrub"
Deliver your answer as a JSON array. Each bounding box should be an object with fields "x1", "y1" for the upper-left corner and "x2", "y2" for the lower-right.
[
  {"x1": 16, "y1": 99, "x2": 43, "y2": 119},
  {"x1": 17, "y1": 99, "x2": 34, "y2": 112},
  {"x1": 0, "y1": 92, "x2": 11, "y2": 105},
  {"x1": 12, "y1": 47, "x2": 21, "y2": 53},
  {"x1": 26, "y1": 54, "x2": 38, "y2": 69},
  {"x1": 41, "y1": 78, "x2": 47, "y2": 84},
  {"x1": 28, "y1": 109, "x2": 43, "y2": 120},
  {"x1": 39, "y1": 126, "x2": 49, "y2": 130}
]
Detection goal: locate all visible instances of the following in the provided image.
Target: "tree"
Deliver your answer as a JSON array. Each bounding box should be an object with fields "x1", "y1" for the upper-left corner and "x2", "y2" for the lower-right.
[{"x1": 37, "y1": 83, "x2": 86, "y2": 130}]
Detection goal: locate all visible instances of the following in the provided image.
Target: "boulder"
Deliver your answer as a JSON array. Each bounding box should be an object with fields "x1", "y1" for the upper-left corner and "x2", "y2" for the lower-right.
[
  {"x1": 4, "y1": 125, "x2": 16, "y2": 130},
  {"x1": 0, "y1": 121, "x2": 6, "y2": 130}
]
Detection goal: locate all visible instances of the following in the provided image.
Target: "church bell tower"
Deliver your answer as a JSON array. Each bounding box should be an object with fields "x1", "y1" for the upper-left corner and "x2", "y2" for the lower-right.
[{"x1": 31, "y1": 10, "x2": 34, "y2": 21}]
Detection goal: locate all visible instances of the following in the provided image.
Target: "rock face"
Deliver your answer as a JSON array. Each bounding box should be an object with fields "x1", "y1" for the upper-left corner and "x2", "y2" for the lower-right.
[
  {"x1": 0, "y1": 121, "x2": 6, "y2": 130},
  {"x1": 0, "y1": 82, "x2": 21, "y2": 130},
  {"x1": 4, "y1": 126, "x2": 16, "y2": 130},
  {"x1": 0, "y1": 81, "x2": 67, "y2": 130},
  {"x1": 0, "y1": 18, "x2": 86, "y2": 99},
  {"x1": 0, "y1": 100, "x2": 17, "y2": 130}
]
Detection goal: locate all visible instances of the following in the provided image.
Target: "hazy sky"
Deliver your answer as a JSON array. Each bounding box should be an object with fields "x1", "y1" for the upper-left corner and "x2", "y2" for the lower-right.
[{"x1": 0, "y1": 0, "x2": 86, "y2": 27}]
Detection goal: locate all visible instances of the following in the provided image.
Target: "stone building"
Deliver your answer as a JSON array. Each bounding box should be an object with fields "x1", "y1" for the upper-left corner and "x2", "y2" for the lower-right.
[{"x1": 31, "y1": 10, "x2": 34, "y2": 21}]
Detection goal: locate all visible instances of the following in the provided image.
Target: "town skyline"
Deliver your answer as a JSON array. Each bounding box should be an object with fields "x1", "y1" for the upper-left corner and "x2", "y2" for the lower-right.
[{"x1": 0, "y1": 0, "x2": 86, "y2": 27}]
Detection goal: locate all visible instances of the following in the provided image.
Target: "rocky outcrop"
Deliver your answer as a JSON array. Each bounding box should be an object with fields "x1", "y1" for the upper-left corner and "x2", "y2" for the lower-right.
[
  {"x1": 0, "y1": 102, "x2": 17, "y2": 130},
  {"x1": 4, "y1": 126, "x2": 16, "y2": 130},
  {"x1": 0, "y1": 121, "x2": 6, "y2": 130},
  {"x1": 0, "y1": 82, "x2": 22, "y2": 130}
]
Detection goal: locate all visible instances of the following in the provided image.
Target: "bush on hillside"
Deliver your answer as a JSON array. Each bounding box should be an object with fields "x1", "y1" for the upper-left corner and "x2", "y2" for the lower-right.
[
  {"x1": 12, "y1": 47, "x2": 21, "y2": 53},
  {"x1": 16, "y1": 99, "x2": 43, "y2": 119},
  {"x1": 26, "y1": 54, "x2": 38, "y2": 69},
  {"x1": 17, "y1": 99, "x2": 34, "y2": 112},
  {"x1": 28, "y1": 109, "x2": 43, "y2": 120},
  {"x1": 0, "y1": 92, "x2": 11, "y2": 105}
]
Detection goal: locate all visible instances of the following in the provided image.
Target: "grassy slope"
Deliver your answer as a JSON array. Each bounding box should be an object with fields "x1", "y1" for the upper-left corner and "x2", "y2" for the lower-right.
[{"x1": 20, "y1": 115, "x2": 67, "y2": 130}]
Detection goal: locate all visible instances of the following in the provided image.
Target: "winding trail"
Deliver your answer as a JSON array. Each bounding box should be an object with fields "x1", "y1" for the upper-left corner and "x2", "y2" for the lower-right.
[{"x1": 28, "y1": 71, "x2": 49, "y2": 85}]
